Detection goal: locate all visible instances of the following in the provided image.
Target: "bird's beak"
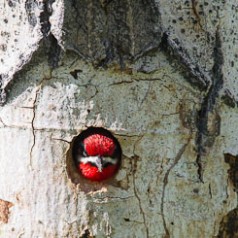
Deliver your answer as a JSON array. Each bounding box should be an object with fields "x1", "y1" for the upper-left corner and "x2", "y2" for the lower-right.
[{"x1": 95, "y1": 157, "x2": 103, "y2": 172}]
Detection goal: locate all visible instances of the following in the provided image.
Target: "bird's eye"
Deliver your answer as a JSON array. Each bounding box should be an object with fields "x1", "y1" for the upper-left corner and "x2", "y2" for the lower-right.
[
  {"x1": 78, "y1": 142, "x2": 87, "y2": 156},
  {"x1": 102, "y1": 162, "x2": 110, "y2": 168}
]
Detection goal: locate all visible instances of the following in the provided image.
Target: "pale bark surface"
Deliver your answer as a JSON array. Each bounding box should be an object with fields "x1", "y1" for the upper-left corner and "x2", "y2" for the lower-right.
[{"x1": 0, "y1": 1, "x2": 238, "y2": 237}]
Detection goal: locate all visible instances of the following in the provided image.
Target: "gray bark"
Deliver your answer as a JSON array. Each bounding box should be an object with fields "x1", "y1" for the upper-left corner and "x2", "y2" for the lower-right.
[{"x1": 0, "y1": 0, "x2": 238, "y2": 237}]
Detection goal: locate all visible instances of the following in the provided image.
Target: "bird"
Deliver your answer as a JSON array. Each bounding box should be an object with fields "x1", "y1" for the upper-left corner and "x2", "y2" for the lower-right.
[{"x1": 73, "y1": 128, "x2": 122, "y2": 182}]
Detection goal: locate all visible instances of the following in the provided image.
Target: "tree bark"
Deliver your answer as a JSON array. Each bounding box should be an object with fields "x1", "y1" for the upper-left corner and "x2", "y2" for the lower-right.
[{"x1": 0, "y1": 0, "x2": 238, "y2": 237}]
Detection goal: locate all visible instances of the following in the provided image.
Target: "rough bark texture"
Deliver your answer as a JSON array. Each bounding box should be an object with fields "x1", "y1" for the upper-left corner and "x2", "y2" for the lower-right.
[{"x1": 0, "y1": 0, "x2": 238, "y2": 237}]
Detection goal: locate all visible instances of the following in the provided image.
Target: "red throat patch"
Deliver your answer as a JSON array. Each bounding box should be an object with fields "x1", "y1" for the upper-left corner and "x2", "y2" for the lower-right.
[
  {"x1": 83, "y1": 134, "x2": 115, "y2": 156},
  {"x1": 79, "y1": 163, "x2": 119, "y2": 181}
]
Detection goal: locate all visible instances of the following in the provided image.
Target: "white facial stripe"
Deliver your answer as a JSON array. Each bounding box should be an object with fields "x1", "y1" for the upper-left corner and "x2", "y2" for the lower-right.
[
  {"x1": 102, "y1": 157, "x2": 118, "y2": 164},
  {"x1": 80, "y1": 156, "x2": 99, "y2": 164},
  {"x1": 79, "y1": 156, "x2": 118, "y2": 165}
]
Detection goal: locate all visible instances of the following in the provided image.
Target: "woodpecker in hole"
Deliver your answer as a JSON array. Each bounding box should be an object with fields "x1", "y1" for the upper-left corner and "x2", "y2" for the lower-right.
[{"x1": 73, "y1": 128, "x2": 122, "y2": 182}]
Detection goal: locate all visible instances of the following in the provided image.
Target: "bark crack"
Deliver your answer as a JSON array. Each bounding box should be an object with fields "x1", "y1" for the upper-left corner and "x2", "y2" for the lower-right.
[
  {"x1": 108, "y1": 80, "x2": 134, "y2": 86},
  {"x1": 209, "y1": 183, "x2": 213, "y2": 199},
  {"x1": 92, "y1": 195, "x2": 133, "y2": 204},
  {"x1": 191, "y1": 0, "x2": 203, "y2": 30},
  {"x1": 17, "y1": 232, "x2": 25, "y2": 238},
  {"x1": 29, "y1": 86, "x2": 41, "y2": 170},
  {"x1": 52, "y1": 137, "x2": 71, "y2": 144},
  {"x1": 161, "y1": 140, "x2": 191, "y2": 238},
  {"x1": 132, "y1": 165, "x2": 149, "y2": 238},
  {"x1": 130, "y1": 135, "x2": 149, "y2": 237},
  {"x1": 0, "y1": 116, "x2": 7, "y2": 127}
]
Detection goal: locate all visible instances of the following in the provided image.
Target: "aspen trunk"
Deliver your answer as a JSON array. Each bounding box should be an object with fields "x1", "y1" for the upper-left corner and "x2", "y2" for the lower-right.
[{"x1": 0, "y1": 1, "x2": 238, "y2": 237}]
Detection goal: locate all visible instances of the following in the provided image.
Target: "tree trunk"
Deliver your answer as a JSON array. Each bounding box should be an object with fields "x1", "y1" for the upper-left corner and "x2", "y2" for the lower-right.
[{"x1": 0, "y1": 1, "x2": 237, "y2": 237}]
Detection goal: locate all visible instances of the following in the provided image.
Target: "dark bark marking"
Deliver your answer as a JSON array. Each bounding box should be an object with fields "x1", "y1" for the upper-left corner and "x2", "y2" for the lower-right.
[
  {"x1": 80, "y1": 229, "x2": 95, "y2": 238},
  {"x1": 0, "y1": 199, "x2": 13, "y2": 224},
  {"x1": 0, "y1": 75, "x2": 7, "y2": 106},
  {"x1": 160, "y1": 32, "x2": 211, "y2": 90},
  {"x1": 39, "y1": 0, "x2": 62, "y2": 67},
  {"x1": 46, "y1": 34, "x2": 62, "y2": 68},
  {"x1": 221, "y1": 89, "x2": 237, "y2": 108},
  {"x1": 40, "y1": 0, "x2": 55, "y2": 37},
  {"x1": 195, "y1": 28, "x2": 224, "y2": 182},
  {"x1": 25, "y1": 0, "x2": 38, "y2": 27},
  {"x1": 70, "y1": 69, "x2": 83, "y2": 79},
  {"x1": 224, "y1": 153, "x2": 238, "y2": 193},
  {"x1": 65, "y1": 0, "x2": 162, "y2": 66},
  {"x1": 217, "y1": 208, "x2": 238, "y2": 238},
  {"x1": 217, "y1": 154, "x2": 238, "y2": 237}
]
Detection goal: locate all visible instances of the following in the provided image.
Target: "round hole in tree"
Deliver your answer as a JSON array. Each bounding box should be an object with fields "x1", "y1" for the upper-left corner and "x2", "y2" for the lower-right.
[{"x1": 68, "y1": 127, "x2": 122, "y2": 183}]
